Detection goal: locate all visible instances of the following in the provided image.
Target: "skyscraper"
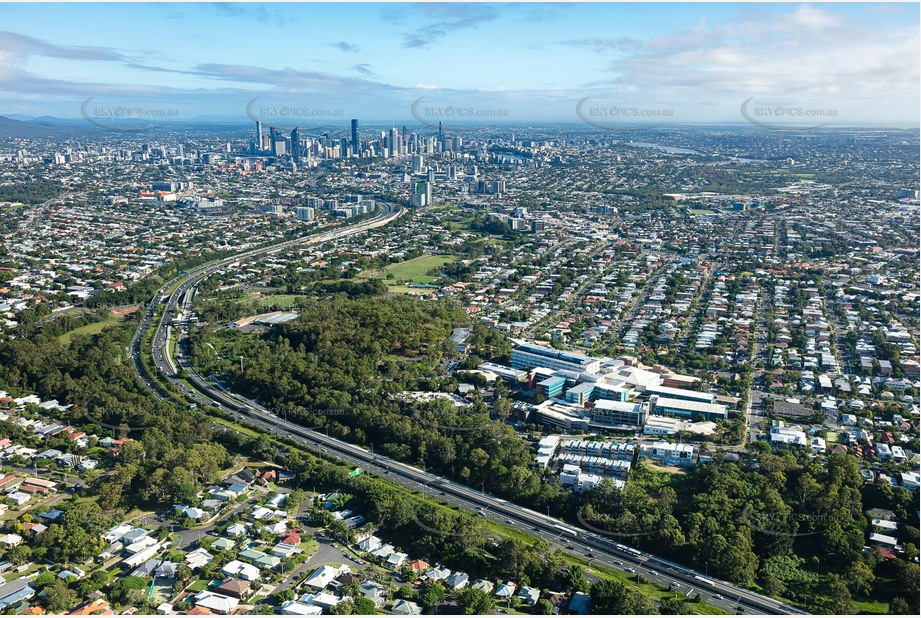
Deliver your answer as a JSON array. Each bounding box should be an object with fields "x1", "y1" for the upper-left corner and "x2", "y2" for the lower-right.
[
  {"x1": 269, "y1": 127, "x2": 278, "y2": 156},
  {"x1": 291, "y1": 128, "x2": 301, "y2": 158},
  {"x1": 389, "y1": 127, "x2": 399, "y2": 157},
  {"x1": 351, "y1": 119, "x2": 359, "y2": 157},
  {"x1": 255, "y1": 121, "x2": 263, "y2": 152}
]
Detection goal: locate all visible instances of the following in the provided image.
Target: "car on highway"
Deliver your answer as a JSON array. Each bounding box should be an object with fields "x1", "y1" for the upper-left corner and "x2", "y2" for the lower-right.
[
  {"x1": 625, "y1": 567, "x2": 635, "y2": 573},
  {"x1": 670, "y1": 582, "x2": 681, "y2": 588},
  {"x1": 505, "y1": 519, "x2": 513, "y2": 524},
  {"x1": 713, "y1": 594, "x2": 723, "y2": 600}
]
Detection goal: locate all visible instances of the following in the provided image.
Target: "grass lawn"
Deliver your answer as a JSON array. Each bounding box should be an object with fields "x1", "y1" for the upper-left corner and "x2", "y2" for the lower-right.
[
  {"x1": 481, "y1": 521, "x2": 726, "y2": 614},
  {"x1": 235, "y1": 293, "x2": 305, "y2": 310},
  {"x1": 213, "y1": 417, "x2": 264, "y2": 438},
  {"x1": 690, "y1": 209, "x2": 718, "y2": 215},
  {"x1": 379, "y1": 254, "x2": 457, "y2": 284},
  {"x1": 854, "y1": 598, "x2": 890, "y2": 614},
  {"x1": 186, "y1": 578, "x2": 209, "y2": 592},
  {"x1": 386, "y1": 285, "x2": 437, "y2": 295},
  {"x1": 57, "y1": 314, "x2": 129, "y2": 345},
  {"x1": 3, "y1": 563, "x2": 43, "y2": 582}
]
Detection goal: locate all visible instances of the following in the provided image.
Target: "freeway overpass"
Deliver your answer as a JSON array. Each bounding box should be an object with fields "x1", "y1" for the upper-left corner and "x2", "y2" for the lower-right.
[{"x1": 134, "y1": 203, "x2": 807, "y2": 616}]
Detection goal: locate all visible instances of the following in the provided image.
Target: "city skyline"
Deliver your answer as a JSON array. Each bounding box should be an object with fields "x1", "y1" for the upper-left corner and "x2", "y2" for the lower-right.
[{"x1": 0, "y1": 2, "x2": 918, "y2": 128}]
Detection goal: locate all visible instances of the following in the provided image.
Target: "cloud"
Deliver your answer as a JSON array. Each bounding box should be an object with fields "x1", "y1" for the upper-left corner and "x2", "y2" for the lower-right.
[
  {"x1": 401, "y1": 3, "x2": 499, "y2": 49},
  {"x1": 207, "y1": 2, "x2": 295, "y2": 27},
  {"x1": 587, "y1": 5, "x2": 919, "y2": 105},
  {"x1": 0, "y1": 31, "x2": 128, "y2": 62},
  {"x1": 191, "y1": 63, "x2": 387, "y2": 93},
  {"x1": 331, "y1": 41, "x2": 360, "y2": 53},
  {"x1": 352, "y1": 64, "x2": 374, "y2": 76},
  {"x1": 559, "y1": 37, "x2": 643, "y2": 53}
]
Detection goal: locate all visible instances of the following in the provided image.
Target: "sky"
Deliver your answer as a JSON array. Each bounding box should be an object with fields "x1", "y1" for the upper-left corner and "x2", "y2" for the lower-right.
[{"x1": 0, "y1": 1, "x2": 918, "y2": 128}]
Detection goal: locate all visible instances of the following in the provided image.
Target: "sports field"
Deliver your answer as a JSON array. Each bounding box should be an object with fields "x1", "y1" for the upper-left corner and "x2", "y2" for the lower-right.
[
  {"x1": 57, "y1": 314, "x2": 129, "y2": 345},
  {"x1": 363, "y1": 254, "x2": 457, "y2": 284}
]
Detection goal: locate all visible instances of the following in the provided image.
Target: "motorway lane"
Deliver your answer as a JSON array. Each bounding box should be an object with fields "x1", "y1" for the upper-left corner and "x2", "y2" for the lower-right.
[
  {"x1": 171, "y1": 352, "x2": 796, "y2": 616},
  {"x1": 135, "y1": 204, "x2": 805, "y2": 616}
]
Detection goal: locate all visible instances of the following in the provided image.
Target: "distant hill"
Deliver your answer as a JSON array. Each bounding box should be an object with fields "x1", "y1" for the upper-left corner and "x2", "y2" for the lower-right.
[{"x1": 0, "y1": 115, "x2": 98, "y2": 138}]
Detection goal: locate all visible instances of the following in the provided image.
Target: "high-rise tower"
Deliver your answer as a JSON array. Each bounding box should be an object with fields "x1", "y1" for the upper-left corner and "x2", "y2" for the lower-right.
[{"x1": 351, "y1": 119, "x2": 359, "y2": 157}]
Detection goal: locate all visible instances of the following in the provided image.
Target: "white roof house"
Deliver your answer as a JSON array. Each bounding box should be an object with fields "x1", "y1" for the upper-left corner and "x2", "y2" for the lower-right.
[
  {"x1": 220, "y1": 560, "x2": 261, "y2": 582},
  {"x1": 194, "y1": 591, "x2": 239, "y2": 614},
  {"x1": 184, "y1": 548, "x2": 214, "y2": 571},
  {"x1": 872, "y1": 519, "x2": 898, "y2": 531},
  {"x1": 304, "y1": 565, "x2": 346, "y2": 590},
  {"x1": 901, "y1": 471, "x2": 921, "y2": 490},
  {"x1": 869, "y1": 532, "x2": 899, "y2": 548},
  {"x1": 358, "y1": 536, "x2": 382, "y2": 552},
  {"x1": 279, "y1": 601, "x2": 323, "y2": 615}
]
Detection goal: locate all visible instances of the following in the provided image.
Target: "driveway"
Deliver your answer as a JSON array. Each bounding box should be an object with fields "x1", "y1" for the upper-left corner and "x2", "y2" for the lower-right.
[{"x1": 269, "y1": 539, "x2": 359, "y2": 596}]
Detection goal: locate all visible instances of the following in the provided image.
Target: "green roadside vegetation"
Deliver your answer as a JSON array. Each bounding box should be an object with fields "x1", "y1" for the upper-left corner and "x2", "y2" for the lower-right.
[{"x1": 234, "y1": 293, "x2": 305, "y2": 310}]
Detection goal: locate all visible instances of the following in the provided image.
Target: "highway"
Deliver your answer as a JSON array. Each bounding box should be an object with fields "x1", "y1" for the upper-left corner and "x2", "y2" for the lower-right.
[{"x1": 132, "y1": 203, "x2": 807, "y2": 616}]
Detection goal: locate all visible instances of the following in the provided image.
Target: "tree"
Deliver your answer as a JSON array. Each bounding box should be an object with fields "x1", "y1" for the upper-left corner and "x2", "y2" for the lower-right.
[
  {"x1": 590, "y1": 580, "x2": 656, "y2": 615},
  {"x1": 563, "y1": 565, "x2": 589, "y2": 593},
  {"x1": 823, "y1": 578, "x2": 856, "y2": 615},
  {"x1": 844, "y1": 560, "x2": 874, "y2": 596},
  {"x1": 890, "y1": 597, "x2": 910, "y2": 614},
  {"x1": 535, "y1": 598, "x2": 553, "y2": 615},
  {"x1": 109, "y1": 576, "x2": 149, "y2": 606},
  {"x1": 44, "y1": 579, "x2": 77, "y2": 613},
  {"x1": 330, "y1": 600, "x2": 355, "y2": 614},
  {"x1": 420, "y1": 582, "x2": 446, "y2": 610},
  {"x1": 456, "y1": 588, "x2": 495, "y2": 615},
  {"x1": 176, "y1": 565, "x2": 192, "y2": 584},
  {"x1": 275, "y1": 588, "x2": 296, "y2": 603},
  {"x1": 352, "y1": 597, "x2": 377, "y2": 615},
  {"x1": 494, "y1": 397, "x2": 512, "y2": 421},
  {"x1": 32, "y1": 572, "x2": 56, "y2": 591},
  {"x1": 659, "y1": 596, "x2": 690, "y2": 614},
  {"x1": 5, "y1": 544, "x2": 32, "y2": 565}
]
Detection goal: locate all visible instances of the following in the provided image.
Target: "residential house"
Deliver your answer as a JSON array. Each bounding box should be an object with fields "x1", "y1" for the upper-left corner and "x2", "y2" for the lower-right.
[
  {"x1": 279, "y1": 601, "x2": 322, "y2": 615},
  {"x1": 193, "y1": 592, "x2": 239, "y2": 615},
  {"x1": 518, "y1": 586, "x2": 541, "y2": 606},
  {"x1": 215, "y1": 578, "x2": 250, "y2": 600},
  {"x1": 392, "y1": 599, "x2": 422, "y2": 615}
]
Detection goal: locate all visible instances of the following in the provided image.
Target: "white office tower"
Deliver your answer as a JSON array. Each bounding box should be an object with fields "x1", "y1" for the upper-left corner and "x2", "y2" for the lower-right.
[{"x1": 295, "y1": 207, "x2": 315, "y2": 221}]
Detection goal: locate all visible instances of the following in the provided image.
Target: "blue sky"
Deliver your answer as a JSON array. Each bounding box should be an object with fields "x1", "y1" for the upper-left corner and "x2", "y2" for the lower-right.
[{"x1": 0, "y1": 2, "x2": 918, "y2": 127}]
